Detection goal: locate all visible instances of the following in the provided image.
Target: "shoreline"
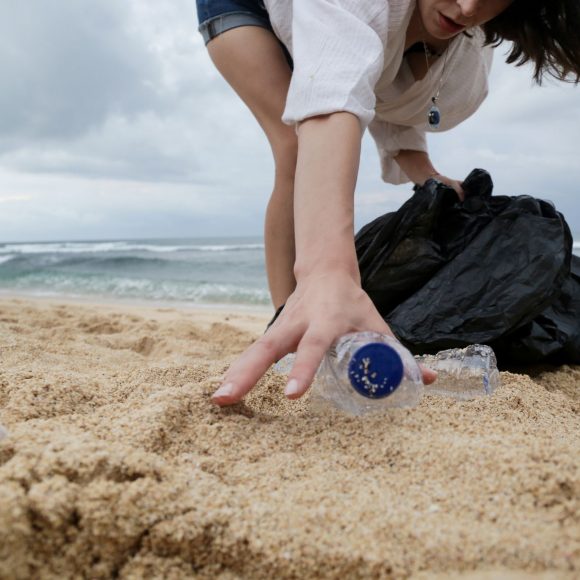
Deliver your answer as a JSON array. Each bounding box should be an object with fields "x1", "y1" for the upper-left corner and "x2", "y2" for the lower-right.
[
  {"x1": 0, "y1": 292, "x2": 273, "y2": 338},
  {"x1": 0, "y1": 290, "x2": 273, "y2": 315}
]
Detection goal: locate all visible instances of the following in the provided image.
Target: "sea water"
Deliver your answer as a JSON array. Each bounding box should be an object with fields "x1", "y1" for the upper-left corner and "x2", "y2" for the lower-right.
[{"x1": 0, "y1": 236, "x2": 270, "y2": 307}]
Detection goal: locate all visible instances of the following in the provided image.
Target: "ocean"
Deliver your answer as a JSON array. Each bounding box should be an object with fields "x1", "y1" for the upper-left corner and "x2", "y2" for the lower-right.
[
  {"x1": 0, "y1": 237, "x2": 270, "y2": 307},
  {"x1": 0, "y1": 235, "x2": 579, "y2": 308}
]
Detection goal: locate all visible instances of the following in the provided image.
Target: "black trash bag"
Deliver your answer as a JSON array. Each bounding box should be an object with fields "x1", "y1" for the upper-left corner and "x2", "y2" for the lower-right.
[{"x1": 355, "y1": 169, "x2": 580, "y2": 367}]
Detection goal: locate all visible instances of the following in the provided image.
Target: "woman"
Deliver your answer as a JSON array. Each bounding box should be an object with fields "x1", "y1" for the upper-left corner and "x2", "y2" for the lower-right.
[{"x1": 197, "y1": 0, "x2": 580, "y2": 405}]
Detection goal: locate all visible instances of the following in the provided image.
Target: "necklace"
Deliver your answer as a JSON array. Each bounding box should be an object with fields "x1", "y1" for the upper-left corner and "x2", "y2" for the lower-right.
[{"x1": 423, "y1": 41, "x2": 450, "y2": 130}]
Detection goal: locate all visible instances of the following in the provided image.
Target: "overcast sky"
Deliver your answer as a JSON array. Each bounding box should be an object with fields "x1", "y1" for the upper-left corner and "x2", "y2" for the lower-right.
[{"x1": 0, "y1": 0, "x2": 578, "y2": 243}]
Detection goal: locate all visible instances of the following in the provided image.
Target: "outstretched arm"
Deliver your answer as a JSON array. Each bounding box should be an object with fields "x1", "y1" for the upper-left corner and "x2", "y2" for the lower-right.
[
  {"x1": 212, "y1": 112, "x2": 436, "y2": 405},
  {"x1": 293, "y1": 113, "x2": 361, "y2": 283}
]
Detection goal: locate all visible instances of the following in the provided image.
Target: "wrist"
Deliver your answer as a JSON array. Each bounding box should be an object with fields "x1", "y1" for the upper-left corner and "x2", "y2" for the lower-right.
[
  {"x1": 294, "y1": 256, "x2": 360, "y2": 286},
  {"x1": 394, "y1": 150, "x2": 438, "y2": 184},
  {"x1": 412, "y1": 166, "x2": 440, "y2": 185},
  {"x1": 423, "y1": 170, "x2": 441, "y2": 183}
]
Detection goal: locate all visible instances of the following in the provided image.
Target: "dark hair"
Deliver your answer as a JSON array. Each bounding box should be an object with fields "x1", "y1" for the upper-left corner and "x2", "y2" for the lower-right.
[{"x1": 482, "y1": 0, "x2": 580, "y2": 84}]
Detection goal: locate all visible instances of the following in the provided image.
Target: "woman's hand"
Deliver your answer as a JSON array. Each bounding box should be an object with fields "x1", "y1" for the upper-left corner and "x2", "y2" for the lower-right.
[
  {"x1": 211, "y1": 117, "x2": 438, "y2": 406},
  {"x1": 393, "y1": 150, "x2": 465, "y2": 201},
  {"x1": 430, "y1": 173, "x2": 465, "y2": 201},
  {"x1": 211, "y1": 269, "x2": 437, "y2": 405}
]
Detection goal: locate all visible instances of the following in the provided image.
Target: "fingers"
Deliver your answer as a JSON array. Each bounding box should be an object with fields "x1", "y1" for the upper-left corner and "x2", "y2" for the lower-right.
[
  {"x1": 212, "y1": 330, "x2": 437, "y2": 406},
  {"x1": 447, "y1": 180, "x2": 464, "y2": 201},
  {"x1": 418, "y1": 363, "x2": 438, "y2": 385},
  {"x1": 436, "y1": 175, "x2": 465, "y2": 202},
  {"x1": 211, "y1": 332, "x2": 293, "y2": 406},
  {"x1": 285, "y1": 330, "x2": 332, "y2": 399},
  {"x1": 447, "y1": 178, "x2": 464, "y2": 201}
]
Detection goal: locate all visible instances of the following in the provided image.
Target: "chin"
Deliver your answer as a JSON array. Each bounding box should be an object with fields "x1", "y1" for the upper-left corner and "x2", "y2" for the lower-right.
[
  {"x1": 429, "y1": 29, "x2": 456, "y2": 40},
  {"x1": 423, "y1": 23, "x2": 451, "y2": 41},
  {"x1": 425, "y1": 8, "x2": 465, "y2": 40}
]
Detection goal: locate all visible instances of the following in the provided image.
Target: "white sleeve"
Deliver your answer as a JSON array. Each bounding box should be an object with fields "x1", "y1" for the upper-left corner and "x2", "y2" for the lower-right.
[
  {"x1": 282, "y1": 0, "x2": 389, "y2": 131},
  {"x1": 368, "y1": 118, "x2": 428, "y2": 185}
]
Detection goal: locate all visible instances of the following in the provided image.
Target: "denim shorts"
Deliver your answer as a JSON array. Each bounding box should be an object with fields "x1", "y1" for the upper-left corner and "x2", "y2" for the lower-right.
[
  {"x1": 196, "y1": 0, "x2": 271, "y2": 45},
  {"x1": 196, "y1": 0, "x2": 293, "y2": 66}
]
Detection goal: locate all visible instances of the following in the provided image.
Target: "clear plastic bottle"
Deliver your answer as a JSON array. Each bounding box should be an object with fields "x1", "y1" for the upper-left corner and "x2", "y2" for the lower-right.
[
  {"x1": 415, "y1": 344, "x2": 500, "y2": 400},
  {"x1": 275, "y1": 331, "x2": 424, "y2": 416},
  {"x1": 0, "y1": 423, "x2": 8, "y2": 441},
  {"x1": 273, "y1": 336, "x2": 501, "y2": 414}
]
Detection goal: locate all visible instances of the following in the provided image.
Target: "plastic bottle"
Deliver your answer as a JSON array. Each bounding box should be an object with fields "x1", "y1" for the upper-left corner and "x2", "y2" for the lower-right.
[
  {"x1": 0, "y1": 423, "x2": 8, "y2": 441},
  {"x1": 415, "y1": 344, "x2": 500, "y2": 400},
  {"x1": 275, "y1": 331, "x2": 424, "y2": 416},
  {"x1": 273, "y1": 335, "x2": 501, "y2": 415}
]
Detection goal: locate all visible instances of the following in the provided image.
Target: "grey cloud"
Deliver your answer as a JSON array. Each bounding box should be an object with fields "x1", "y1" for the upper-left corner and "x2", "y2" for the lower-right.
[
  {"x1": 0, "y1": 0, "x2": 273, "y2": 185},
  {"x1": 0, "y1": 1, "x2": 161, "y2": 142}
]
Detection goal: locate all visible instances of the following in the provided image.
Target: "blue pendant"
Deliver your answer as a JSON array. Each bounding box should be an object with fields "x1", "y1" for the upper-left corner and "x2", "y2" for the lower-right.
[{"x1": 428, "y1": 104, "x2": 441, "y2": 129}]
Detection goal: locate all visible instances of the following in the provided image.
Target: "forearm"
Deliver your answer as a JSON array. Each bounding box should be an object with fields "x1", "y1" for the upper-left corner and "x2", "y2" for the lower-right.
[
  {"x1": 292, "y1": 113, "x2": 362, "y2": 283},
  {"x1": 394, "y1": 149, "x2": 438, "y2": 184}
]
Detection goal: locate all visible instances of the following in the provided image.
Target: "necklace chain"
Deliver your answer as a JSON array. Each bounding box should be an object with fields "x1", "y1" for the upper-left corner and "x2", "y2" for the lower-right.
[{"x1": 423, "y1": 41, "x2": 450, "y2": 128}]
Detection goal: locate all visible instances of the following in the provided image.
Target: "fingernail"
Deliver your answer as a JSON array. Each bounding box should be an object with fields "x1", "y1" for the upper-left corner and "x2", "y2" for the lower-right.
[
  {"x1": 285, "y1": 378, "x2": 300, "y2": 397},
  {"x1": 212, "y1": 382, "x2": 234, "y2": 399}
]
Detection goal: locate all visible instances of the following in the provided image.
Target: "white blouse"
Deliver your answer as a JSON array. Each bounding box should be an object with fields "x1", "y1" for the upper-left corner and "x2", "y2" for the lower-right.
[{"x1": 263, "y1": 0, "x2": 493, "y2": 184}]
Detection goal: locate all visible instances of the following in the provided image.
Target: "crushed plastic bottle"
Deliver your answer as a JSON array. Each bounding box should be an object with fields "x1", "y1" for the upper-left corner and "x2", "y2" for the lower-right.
[
  {"x1": 273, "y1": 335, "x2": 501, "y2": 415},
  {"x1": 415, "y1": 344, "x2": 500, "y2": 400},
  {"x1": 0, "y1": 423, "x2": 8, "y2": 441}
]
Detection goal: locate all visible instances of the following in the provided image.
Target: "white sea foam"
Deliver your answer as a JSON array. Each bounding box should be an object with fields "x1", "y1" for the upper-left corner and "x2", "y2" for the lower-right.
[
  {"x1": 0, "y1": 241, "x2": 264, "y2": 254},
  {"x1": 9, "y1": 272, "x2": 270, "y2": 305},
  {"x1": 193, "y1": 244, "x2": 265, "y2": 252},
  {"x1": 0, "y1": 254, "x2": 15, "y2": 265}
]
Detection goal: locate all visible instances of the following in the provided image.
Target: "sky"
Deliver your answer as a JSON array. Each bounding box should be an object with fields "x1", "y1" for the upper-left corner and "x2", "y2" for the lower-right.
[{"x1": 0, "y1": 0, "x2": 579, "y2": 243}]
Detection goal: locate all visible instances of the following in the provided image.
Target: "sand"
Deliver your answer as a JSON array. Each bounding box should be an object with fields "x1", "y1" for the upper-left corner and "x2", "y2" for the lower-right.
[{"x1": 0, "y1": 296, "x2": 578, "y2": 579}]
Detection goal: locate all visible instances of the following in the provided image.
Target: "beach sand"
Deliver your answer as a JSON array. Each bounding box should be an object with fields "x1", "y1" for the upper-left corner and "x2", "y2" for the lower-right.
[{"x1": 0, "y1": 296, "x2": 578, "y2": 579}]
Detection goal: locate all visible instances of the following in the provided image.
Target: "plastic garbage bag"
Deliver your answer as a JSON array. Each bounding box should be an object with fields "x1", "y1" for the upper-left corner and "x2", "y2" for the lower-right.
[{"x1": 355, "y1": 169, "x2": 580, "y2": 367}]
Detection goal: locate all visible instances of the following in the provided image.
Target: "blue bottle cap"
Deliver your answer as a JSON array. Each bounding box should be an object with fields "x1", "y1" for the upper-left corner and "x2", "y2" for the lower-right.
[{"x1": 348, "y1": 343, "x2": 404, "y2": 399}]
